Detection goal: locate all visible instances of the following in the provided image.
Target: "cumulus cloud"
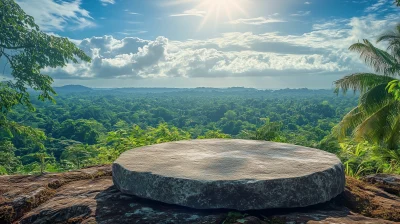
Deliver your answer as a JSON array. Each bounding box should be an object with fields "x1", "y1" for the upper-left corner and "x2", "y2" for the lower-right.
[
  {"x1": 16, "y1": 0, "x2": 95, "y2": 31},
  {"x1": 43, "y1": 10, "x2": 399, "y2": 81},
  {"x1": 46, "y1": 36, "x2": 168, "y2": 79}
]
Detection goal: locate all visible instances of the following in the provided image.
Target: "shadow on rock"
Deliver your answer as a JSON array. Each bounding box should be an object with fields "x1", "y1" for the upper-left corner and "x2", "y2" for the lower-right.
[
  {"x1": 94, "y1": 185, "x2": 227, "y2": 224},
  {"x1": 3, "y1": 169, "x2": 398, "y2": 224},
  {"x1": 94, "y1": 185, "x2": 383, "y2": 224}
]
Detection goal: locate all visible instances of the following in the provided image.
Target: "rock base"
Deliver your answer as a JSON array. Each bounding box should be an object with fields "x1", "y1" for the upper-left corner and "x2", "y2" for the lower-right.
[
  {"x1": 1, "y1": 165, "x2": 399, "y2": 223},
  {"x1": 113, "y1": 139, "x2": 345, "y2": 210}
]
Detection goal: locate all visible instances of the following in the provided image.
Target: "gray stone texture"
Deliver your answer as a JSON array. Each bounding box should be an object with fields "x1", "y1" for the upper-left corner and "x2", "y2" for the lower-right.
[{"x1": 112, "y1": 139, "x2": 345, "y2": 210}]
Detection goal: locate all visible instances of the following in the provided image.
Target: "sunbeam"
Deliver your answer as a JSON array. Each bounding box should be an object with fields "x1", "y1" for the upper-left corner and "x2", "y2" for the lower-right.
[
  {"x1": 169, "y1": 0, "x2": 250, "y2": 30},
  {"x1": 197, "y1": 0, "x2": 249, "y2": 29}
]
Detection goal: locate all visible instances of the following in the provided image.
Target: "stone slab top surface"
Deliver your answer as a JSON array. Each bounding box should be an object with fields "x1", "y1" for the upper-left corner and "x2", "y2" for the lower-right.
[{"x1": 114, "y1": 139, "x2": 341, "y2": 181}]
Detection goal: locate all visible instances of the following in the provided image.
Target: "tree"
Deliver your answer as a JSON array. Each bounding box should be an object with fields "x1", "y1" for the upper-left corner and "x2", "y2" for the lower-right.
[
  {"x1": 34, "y1": 151, "x2": 53, "y2": 174},
  {"x1": 61, "y1": 144, "x2": 96, "y2": 169},
  {"x1": 0, "y1": 0, "x2": 91, "y2": 130},
  {"x1": 19, "y1": 150, "x2": 55, "y2": 174},
  {"x1": 242, "y1": 118, "x2": 283, "y2": 141},
  {"x1": 334, "y1": 25, "x2": 400, "y2": 150},
  {"x1": 0, "y1": 141, "x2": 20, "y2": 174},
  {"x1": 56, "y1": 119, "x2": 104, "y2": 144}
]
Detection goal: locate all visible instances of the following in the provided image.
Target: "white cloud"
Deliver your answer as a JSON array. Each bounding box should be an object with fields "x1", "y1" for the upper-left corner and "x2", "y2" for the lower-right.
[
  {"x1": 100, "y1": 0, "x2": 115, "y2": 6},
  {"x1": 365, "y1": 0, "x2": 388, "y2": 12},
  {"x1": 312, "y1": 19, "x2": 349, "y2": 30},
  {"x1": 229, "y1": 17, "x2": 285, "y2": 25},
  {"x1": 44, "y1": 11, "x2": 398, "y2": 82},
  {"x1": 170, "y1": 9, "x2": 207, "y2": 17},
  {"x1": 16, "y1": 0, "x2": 95, "y2": 31},
  {"x1": 124, "y1": 10, "x2": 142, "y2": 15},
  {"x1": 304, "y1": 2, "x2": 311, "y2": 4},
  {"x1": 290, "y1": 11, "x2": 311, "y2": 17}
]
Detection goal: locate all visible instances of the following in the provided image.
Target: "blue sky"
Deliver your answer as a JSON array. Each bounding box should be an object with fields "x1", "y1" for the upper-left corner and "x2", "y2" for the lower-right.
[{"x1": 12, "y1": 0, "x2": 400, "y2": 88}]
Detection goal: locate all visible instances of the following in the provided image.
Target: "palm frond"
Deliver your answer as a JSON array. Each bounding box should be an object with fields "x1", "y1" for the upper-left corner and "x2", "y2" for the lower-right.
[
  {"x1": 352, "y1": 101, "x2": 394, "y2": 143},
  {"x1": 377, "y1": 24, "x2": 400, "y2": 61},
  {"x1": 349, "y1": 39, "x2": 399, "y2": 76},
  {"x1": 332, "y1": 107, "x2": 364, "y2": 141},
  {"x1": 359, "y1": 83, "x2": 394, "y2": 112},
  {"x1": 334, "y1": 73, "x2": 394, "y2": 94},
  {"x1": 385, "y1": 113, "x2": 400, "y2": 150}
]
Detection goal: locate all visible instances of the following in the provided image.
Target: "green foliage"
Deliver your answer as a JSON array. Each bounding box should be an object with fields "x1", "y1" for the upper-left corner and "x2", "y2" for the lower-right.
[
  {"x1": 317, "y1": 135, "x2": 341, "y2": 154},
  {"x1": 334, "y1": 73, "x2": 394, "y2": 95},
  {"x1": 334, "y1": 25, "x2": 400, "y2": 150},
  {"x1": 95, "y1": 123, "x2": 190, "y2": 164},
  {"x1": 2, "y1": 89, "x2": 360, "y2": 174},
  {"x1": 333, "y1": 19, "x2": 400, "y2": 176},
  {"x1": 371, "y1": 146, "x2": 400, "y2": 174},
  {"x1": 0, "y1": 0, "x2": 90, "y2": 174},
  {"x1": 55, "y1": 119, "x2": 105, "y2": 144},
  {"x1": 338, "y1": 141, "x2": 375, "y2": 178},
  {"x1": 1, "y1": 88, "x2": 398, "y2": 176},
  {"x1": 197, "y1": 130, "x2": 231, "y2": 139},
  {"x1": 0, "y1": 0, "x2": 90, "y2": 116},
  {"x1": 0, "y1": 141, "x2": 20, "y2": 174},
  {"x1": 386, "y1": 80, "x2": 400, "y2": 100},
  {"x1": 241, "y1": 118, "x2": 285, "y2": 142},
  {"x1": 61, "y1": 144, "x2": 96, "y2": 169},
  {"x1": 19, "y1": 151, "x2": 56, "y2": 174},
  {"x1": 337, "y1": 141, "x2": 400, "y2": 177}
]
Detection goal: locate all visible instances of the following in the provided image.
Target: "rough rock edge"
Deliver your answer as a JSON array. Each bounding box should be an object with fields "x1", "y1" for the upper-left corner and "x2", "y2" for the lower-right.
[
  {"x1": 0, "y1": 165, "x2": 111, "y2": 223},
  {"x1": 112, "y1": 161, "x2": 345, "y2": 210},
  {"x1": 15, "y1": 178, "x2": 398, "y2": 224},
  {"x1": 362, "y1": 174, "x2": 400, "y2": 196},
  {"x1": 1, "y1": 165, "x2": 400, "y2": 224},
  {"x1": 340, "y1": 177, "x2": 400, "y2": 222}
]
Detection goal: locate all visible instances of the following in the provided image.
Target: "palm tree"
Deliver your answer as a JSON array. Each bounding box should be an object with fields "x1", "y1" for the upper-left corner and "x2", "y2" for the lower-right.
[{"x1": 334, "y1": 24, "x2": 400, "y2": 150}]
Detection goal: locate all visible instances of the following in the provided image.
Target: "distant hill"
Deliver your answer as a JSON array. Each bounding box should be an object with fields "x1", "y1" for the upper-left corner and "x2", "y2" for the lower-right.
[
  {"x1": 50, "y1": 85, "x2": 345, "y2": 96},
  {"x1": 54, "y1": 85, "x2": 93, "y2": 92}
]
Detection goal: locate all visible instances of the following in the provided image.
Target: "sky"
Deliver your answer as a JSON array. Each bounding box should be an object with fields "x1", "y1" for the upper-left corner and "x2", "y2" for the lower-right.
[{"x1": 10, "y1": 0, "x2": 400, "y2": 89}]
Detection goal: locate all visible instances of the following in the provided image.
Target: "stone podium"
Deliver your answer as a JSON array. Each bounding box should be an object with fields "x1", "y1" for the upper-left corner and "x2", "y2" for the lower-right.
[{"x1": 112, "y1": 139, "x2": 345, "y2": 210}]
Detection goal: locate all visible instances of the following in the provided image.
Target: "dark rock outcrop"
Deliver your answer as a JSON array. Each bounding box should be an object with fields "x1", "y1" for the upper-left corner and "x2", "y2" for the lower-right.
[
  {"x1": 362, "y1": 174, "x2": 400, "y2": 196},
  {"x1": 0, "y1": 165, "x2": 399, "y2": 224},
  {"x1": 0, "y1": 165, "x2": 111, "y2": 223},
  {"x1": 113, "y1": 139, "x2": 345, "y2": 210},
  {"x1": 340, "y1": 176, "x2": 400, "y2": 222}
]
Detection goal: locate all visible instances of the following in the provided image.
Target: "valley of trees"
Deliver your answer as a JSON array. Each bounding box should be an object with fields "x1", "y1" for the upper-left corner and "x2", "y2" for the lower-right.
[
  {"x1": 2, "y1": 88, "x2": 361, "y2": 175},
  {"x1": 1, "y1": 0, "x2": 400, "y2": 178}
]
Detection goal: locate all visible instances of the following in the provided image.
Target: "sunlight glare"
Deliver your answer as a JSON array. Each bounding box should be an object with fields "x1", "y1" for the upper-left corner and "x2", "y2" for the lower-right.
[
  {"x1": 197, "y1": 0, "x2": 248, "y2": 29},
  {"x1": 169, "y1": 0, "x2": 250, "y2": 30}
]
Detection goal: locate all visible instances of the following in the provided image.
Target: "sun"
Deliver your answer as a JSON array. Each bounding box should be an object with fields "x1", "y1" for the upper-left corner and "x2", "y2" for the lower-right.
[
  {"x1": 196, "y1": 0, "x2": 248, "y2": 28},
  {"x1": 167, "y1": 0, "x2": 250, "y2": 30}
]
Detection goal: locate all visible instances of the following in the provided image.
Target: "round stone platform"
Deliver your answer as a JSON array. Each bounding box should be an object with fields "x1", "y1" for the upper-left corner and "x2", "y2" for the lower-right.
[{"x1": 112, "y1": 139, "x2": 345, "y2": 210}]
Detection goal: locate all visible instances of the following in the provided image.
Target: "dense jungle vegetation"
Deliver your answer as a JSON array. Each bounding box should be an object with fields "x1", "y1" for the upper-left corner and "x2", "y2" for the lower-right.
[{"x1": 0, "y1": 86, "x2": 379, "y2": 176}]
